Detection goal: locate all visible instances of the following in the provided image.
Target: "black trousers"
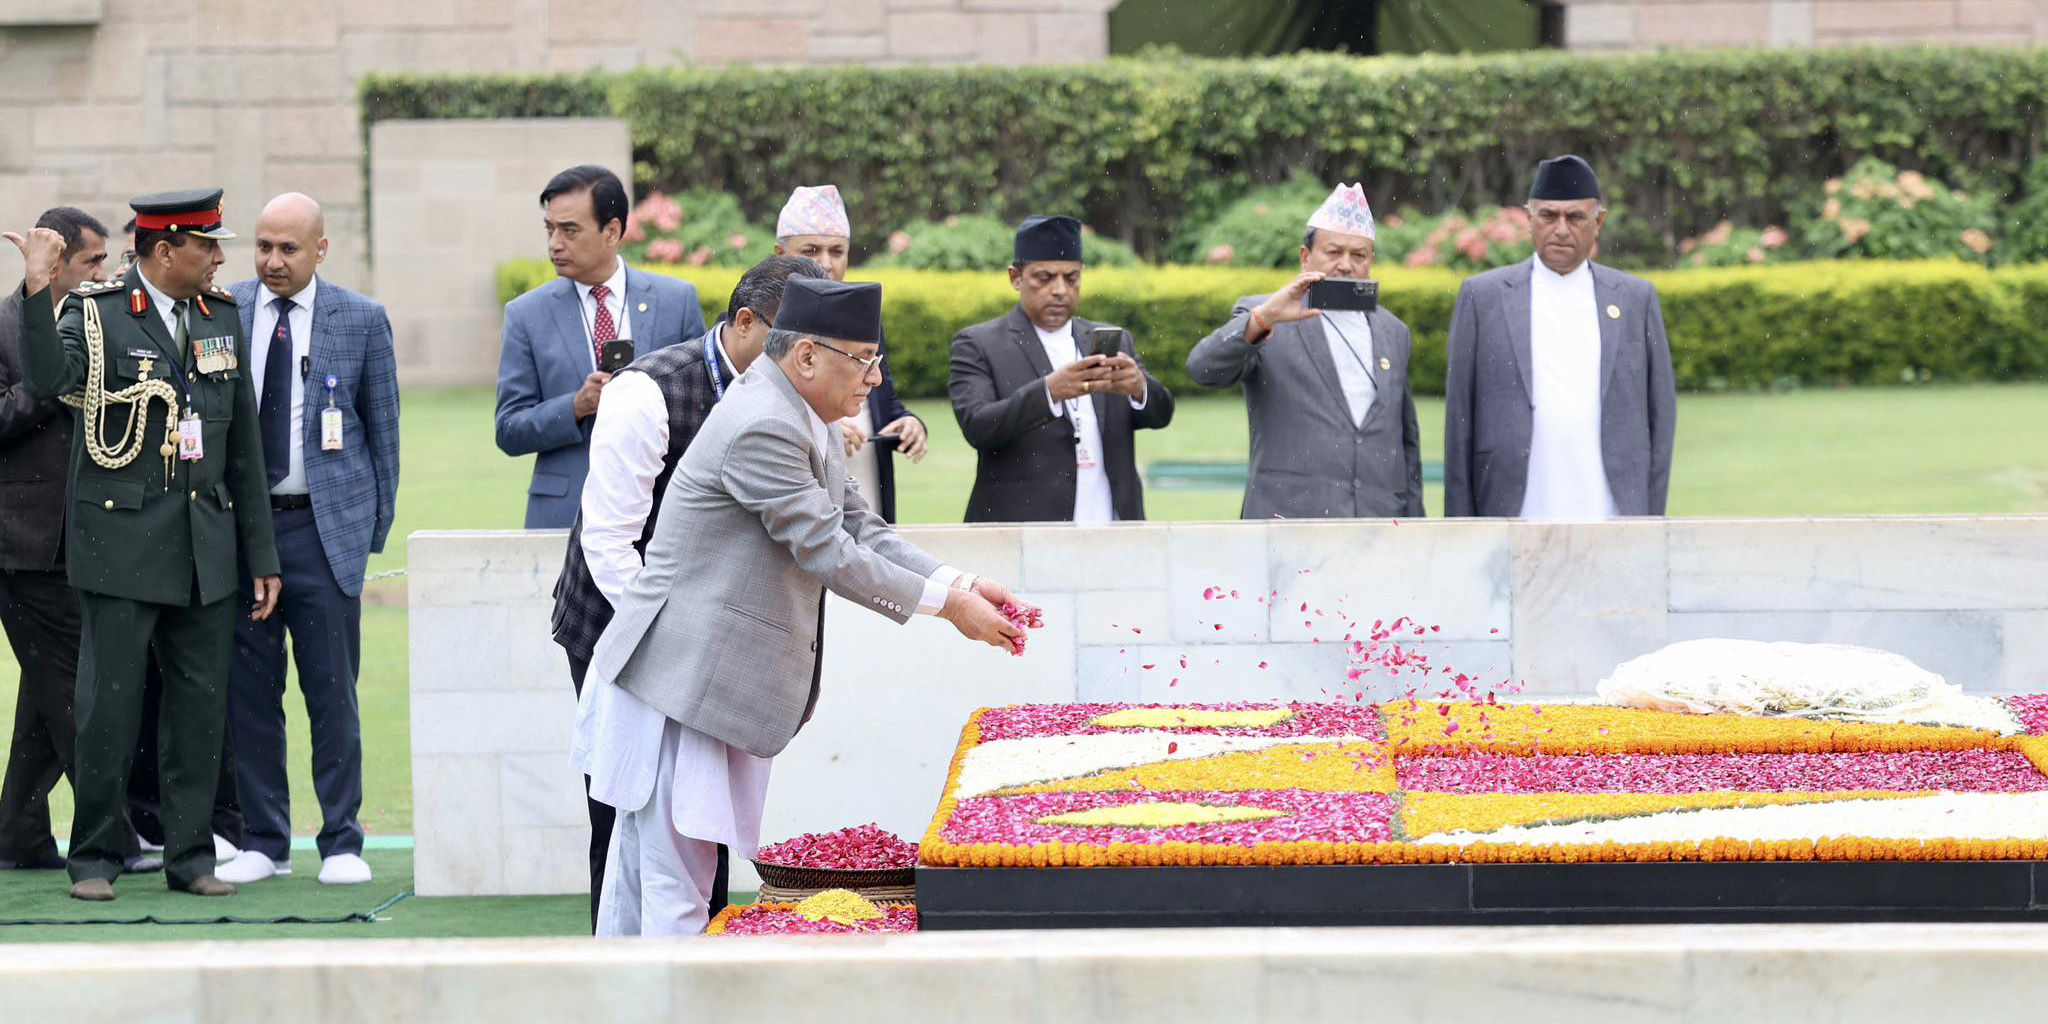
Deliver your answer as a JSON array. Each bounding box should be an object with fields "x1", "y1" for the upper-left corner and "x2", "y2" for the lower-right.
[
  {"x1": 229, "y1": 507, "x2": 364, "y2": 862},
  {"x1": 70, "y1": 586, "x2": 235, "y2": 887},
  {"x1": 567, "y1": 652, "x2": 728, "y2": 932},
  {"x1": 126, "y1": 663, "x2": 243, "y2": 849},
  {"x1": 0, "y1": 569, "x2": 81, "y2": 862}
]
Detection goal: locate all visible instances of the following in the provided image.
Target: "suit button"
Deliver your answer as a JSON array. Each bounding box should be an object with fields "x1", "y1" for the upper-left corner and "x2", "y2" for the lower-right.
[
  {"x1": 102, "y1": 500, "x2": 113, "y2": 510},
  {"x1": 189, "y1": 491, "x2": 197, "y2": 502},
  {"x1": 188, "y1": 372, "x2": 196, "y2": 382}
]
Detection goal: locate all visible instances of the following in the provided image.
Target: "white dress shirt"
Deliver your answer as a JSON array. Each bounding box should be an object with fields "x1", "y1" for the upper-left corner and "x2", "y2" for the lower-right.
[
  {"x1": 575, "y1": 258, "x2": 633, "y2": 370},
  {"x1": 1035, "y1": 321, "x2": 1149, "y2": 525},
  {"x1": 251, "y1": 276, "x2": 317, "y2": 494},
  {"x1": 1520, "y1": 257, "x2": 1619, "y2": 520},
  {"x1": 1318, "y1": 310, "x2": 1377, "y2": 427}
]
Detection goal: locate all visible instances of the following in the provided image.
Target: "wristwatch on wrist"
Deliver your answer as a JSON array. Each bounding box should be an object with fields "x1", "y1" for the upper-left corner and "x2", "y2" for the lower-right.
[{"x1": 952, "y1": 572, "x2": 980, "y2": 595}]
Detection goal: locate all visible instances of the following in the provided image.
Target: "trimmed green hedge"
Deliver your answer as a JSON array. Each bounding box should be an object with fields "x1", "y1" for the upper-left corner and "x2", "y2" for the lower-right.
[
  {"x1": 374, "y1": 48, "x2": 2048, "y2": 264},
  {"x1": 498, "y1": 259, "x2": 2048, "y2": 400}
]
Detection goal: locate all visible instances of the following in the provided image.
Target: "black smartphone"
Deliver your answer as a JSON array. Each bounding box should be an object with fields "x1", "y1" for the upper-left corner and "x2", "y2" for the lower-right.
[
  {"x1": 870, "y1": 432, "x2": 902, "y2": 452},
  {"x1": 1092, "y1": 326, "x2": 1125, "y2": 362},
  {"x1": 1307, "y1": 277, "x2": 1379, "y2": 313},
  {"x1": 600, "y1": 339, "x2": 635, "y2": 373}
]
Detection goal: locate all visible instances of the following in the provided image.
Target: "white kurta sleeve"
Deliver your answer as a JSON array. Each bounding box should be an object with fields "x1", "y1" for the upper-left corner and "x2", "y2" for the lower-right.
[{"x1": 580, "y1": 371, "x2": 671, "y2": 606}]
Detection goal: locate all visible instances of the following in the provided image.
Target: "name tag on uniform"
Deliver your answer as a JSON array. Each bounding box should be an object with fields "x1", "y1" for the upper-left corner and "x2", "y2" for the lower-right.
[{"x1": 178, "y1": 410, "x2": 204, "y2": 460}]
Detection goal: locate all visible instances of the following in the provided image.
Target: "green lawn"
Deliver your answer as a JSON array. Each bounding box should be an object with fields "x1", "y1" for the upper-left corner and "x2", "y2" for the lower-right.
[{"x1": 4, "y1": 382, "x2": 2048, "y2": 842}]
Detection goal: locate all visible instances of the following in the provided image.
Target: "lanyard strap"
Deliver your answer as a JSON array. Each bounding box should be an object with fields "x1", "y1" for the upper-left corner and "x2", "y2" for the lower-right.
[
  {"x1": 1319, "y1": 313, "x2": 1376, "y2": 382},
  {"x1": 704, "y1": 331, "x2": 725, "y2": 399}
]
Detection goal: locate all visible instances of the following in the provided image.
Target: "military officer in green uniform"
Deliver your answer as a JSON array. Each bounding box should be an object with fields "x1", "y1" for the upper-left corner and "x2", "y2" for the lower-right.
[{"x1": 5, "y1": 189, "x2": 281, "y2": 901}]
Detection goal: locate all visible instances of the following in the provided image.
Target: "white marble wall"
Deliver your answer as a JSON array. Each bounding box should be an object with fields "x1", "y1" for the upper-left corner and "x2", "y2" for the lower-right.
[
  {"x1": 9, "y1": 924, "x2": 2048, "y2": 1023},
  {"x1": 409, "y1": 517, "x2": 2048, "y2": 896}
]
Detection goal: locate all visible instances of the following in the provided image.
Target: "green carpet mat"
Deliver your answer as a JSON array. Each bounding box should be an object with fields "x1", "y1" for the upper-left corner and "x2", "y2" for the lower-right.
[{"x1": 0, "y1": 848, "x2": 411, "y2": 926}]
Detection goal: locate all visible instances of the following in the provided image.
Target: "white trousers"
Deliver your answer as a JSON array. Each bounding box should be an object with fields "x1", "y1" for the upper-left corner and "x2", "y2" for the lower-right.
[{"x1": 594, "y1": 720, "x2": 723, "y2": 937}]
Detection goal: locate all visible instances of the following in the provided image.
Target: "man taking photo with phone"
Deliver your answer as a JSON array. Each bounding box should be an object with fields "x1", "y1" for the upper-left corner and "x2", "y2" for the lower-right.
[
  {"x1": 1187, "y1": 183, "x2": 1424, "y2": 520},
  {"x1": 948, "y1": 215, "x2": 1173, "y2": 523}
]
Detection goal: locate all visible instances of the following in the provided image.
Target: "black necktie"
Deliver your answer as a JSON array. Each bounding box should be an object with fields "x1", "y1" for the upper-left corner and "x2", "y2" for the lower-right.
[{"x1": 260, "y1": 296, "x2": 293, "y2": 487}]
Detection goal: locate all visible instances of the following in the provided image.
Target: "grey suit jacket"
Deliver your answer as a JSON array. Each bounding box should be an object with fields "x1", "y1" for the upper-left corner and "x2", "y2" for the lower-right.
[
  {"x1": 1442, "y1": 260, "x2": 1676, "y2": 518},
  {"x1": 494, "y1": 269, "x2": 703, "y2": 528},
  {"x1": 588, "y1": 356, "x2": 942, "y2": 758},
  {"x1": 1188, "y1": 297, "x2": 1423, "y2": 519}
]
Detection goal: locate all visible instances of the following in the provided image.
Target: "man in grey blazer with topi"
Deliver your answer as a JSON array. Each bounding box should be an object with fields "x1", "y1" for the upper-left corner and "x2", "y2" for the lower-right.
[
  {"x1": 572, "y1": 276, "x2": 1031, "y2": 937},
  {"x1": 1444, "y1": 155, "x2": 1676, "y2": 519},
  {"x1": 495, "y1": 165, "x2": 704, "y2": 528},
  {"x1": 1188, "y1": 182, "x2": 1423, "y2": 520}
]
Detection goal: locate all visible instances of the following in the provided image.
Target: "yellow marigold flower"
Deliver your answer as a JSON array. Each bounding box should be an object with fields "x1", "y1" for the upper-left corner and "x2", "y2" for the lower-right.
[{"x1": 794, "y1": 889, "x2": 884, "y2": 925}]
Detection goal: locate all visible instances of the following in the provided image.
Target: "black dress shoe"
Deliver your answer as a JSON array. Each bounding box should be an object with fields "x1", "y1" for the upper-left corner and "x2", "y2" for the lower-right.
[
  {"x1": 0, "y1": 853, "x2": 68, "y2": 870},
  {"x1": 172, "y1": 874, "x2": 236, "y2": 897}
]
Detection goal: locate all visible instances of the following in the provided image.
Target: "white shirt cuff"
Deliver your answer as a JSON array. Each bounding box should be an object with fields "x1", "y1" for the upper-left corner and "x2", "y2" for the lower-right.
[
  {"x1": 1044, "y1": 381, "x2": 1064, "y2": 417},
  {"x1": 918, "y1": 564, "x2": 963, "y2": 616},
  {"x1": 1128, "y1": 378, "x2": 1148, "y2": 410}
]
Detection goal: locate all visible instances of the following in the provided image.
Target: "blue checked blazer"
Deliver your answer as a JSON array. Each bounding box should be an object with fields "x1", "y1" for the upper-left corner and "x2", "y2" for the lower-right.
[
  {"x1": 233, "y1": 276, "x2": 401, "y2": 598},
  {"x1": 495, "y1": 269, "x2": 703, "y2": 528}
]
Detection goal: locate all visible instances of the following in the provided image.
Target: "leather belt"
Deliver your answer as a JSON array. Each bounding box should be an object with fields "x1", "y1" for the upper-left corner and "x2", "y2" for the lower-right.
[{"x1": 270, "y1": 493, "x2": 313, "y2": 511}]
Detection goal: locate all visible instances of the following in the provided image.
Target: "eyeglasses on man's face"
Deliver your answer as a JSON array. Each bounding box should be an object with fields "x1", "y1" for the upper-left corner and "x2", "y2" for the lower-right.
[{"x1": 812, "y1": 339, "x2": 885, "y2": 376}]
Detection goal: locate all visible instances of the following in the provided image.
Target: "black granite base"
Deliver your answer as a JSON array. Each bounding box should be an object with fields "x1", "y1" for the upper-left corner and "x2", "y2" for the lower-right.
[{"x1": 917, "y1": 860, "x2": 2048, "y2": 929}]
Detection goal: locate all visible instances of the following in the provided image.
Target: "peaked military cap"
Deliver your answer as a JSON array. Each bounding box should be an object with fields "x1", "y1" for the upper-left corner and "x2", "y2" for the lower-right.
[{"x1": 130, "y1": 188, "x2": 236, "y2": 240}]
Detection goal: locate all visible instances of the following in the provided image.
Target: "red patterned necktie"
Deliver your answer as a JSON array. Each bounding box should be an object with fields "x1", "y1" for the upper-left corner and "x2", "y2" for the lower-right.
[{"x1": 589, "y1": 283, "x2": 616, "y2": 365}]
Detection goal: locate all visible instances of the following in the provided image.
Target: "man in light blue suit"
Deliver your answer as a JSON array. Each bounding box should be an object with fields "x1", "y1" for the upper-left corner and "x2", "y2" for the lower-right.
[
  {"x1": 496, "y1": 165, "x2": 704, "y2": 528},
  {"x1": 220, "y1": 193, "x2": 401, "y2": 886}
]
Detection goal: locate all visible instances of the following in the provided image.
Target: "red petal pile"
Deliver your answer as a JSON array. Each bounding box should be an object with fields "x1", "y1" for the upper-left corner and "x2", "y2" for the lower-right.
[
  {"x1": 756, "y1": 823, "x2": 920, "y2": 870},
  {"x1": 720, "y1": 904, "x2": 920, "y2": 936}
]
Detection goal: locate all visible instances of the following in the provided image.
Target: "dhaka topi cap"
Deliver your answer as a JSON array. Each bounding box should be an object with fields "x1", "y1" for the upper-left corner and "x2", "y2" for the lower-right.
[
  {"x1": 1013, "y1": 214, "x2": 1084, "y2": 265},
  {"x1": 1528, "y1": 155, "x2": 1602, "y2": 202},
  {"x1": 776, "y1": 185, "x2": 851, "y2": 239},
  {"x1": 1307, "y1": 182, "x2": 1375, "y2": 240},
  {"x1": 775, "y1": 276, "x2": 882, "y2": 344},
  {"x1": 130, "y1": 188, "x2": 236, "y2": 240}
]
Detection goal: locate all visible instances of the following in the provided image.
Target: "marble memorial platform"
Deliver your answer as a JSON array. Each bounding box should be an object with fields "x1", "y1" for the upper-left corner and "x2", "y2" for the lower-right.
[{"x1": 408, "y1": 516, "x2": 2048, "y2": 897}]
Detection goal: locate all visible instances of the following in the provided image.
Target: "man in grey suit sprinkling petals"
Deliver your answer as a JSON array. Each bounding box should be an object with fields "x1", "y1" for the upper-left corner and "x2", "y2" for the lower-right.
[
  {"x1": 1443, "y1": 155, "x2": 1677, "y2": 519},
  {"x1": 572, "y1": 276, "x2": 1032, "y2": 936}
]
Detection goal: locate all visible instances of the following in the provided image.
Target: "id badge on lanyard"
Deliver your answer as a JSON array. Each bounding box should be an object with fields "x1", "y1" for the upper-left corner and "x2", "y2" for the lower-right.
[
  {"x1": 319, "y1": 375, "x2": 344, "y2": 451},
  {"x1": 177, "y1": 409, "x2": 204, "y2": 460}
]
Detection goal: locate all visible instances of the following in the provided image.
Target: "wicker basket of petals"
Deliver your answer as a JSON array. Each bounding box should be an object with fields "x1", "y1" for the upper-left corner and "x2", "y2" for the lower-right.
[{"x1": 752, "y1": 824, "x2": 919, "y2": 901}]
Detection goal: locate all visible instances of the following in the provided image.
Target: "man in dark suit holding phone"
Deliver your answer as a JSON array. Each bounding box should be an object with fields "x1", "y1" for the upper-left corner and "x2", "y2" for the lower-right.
[
  {"x1": 948, "y1": 215, "x2": 1173, "y2": 523},
  {"x1": 1187, "y1": 183, "x2": 1424, "y2": 520}
]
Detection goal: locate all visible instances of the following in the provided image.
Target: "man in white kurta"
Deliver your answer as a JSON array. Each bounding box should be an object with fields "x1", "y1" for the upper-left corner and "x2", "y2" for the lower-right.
[
  {"x1": 1442, "y1": 154, "x2": 1677, "y2": 519},
  {"x1": 573, "y1": 276, "x2": 1031, "y2": 936},
  {"x1": 1520, "y1": 253, "x2": 1620, "y2": 519}
]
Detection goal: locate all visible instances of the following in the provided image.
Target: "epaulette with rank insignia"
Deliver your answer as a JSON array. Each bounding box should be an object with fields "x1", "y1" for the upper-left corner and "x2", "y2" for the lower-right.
[
  {"x1": 70, "y1": 279, "x2": 125, "y2": 297},
  {"x1": 207, "y1": 283, "x2": 237, "y2": 305}
]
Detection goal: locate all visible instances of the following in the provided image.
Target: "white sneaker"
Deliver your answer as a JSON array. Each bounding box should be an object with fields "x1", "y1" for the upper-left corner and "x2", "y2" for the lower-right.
[
  {"x1": 215, "y1": 850, "x2": 289, "y2": 883},
  {"x1": 213, "y1": 833, "x2": 240, "y2": 861},
  {"x1": 318, "y1": 853, "x2": 372, "y2": 885}
]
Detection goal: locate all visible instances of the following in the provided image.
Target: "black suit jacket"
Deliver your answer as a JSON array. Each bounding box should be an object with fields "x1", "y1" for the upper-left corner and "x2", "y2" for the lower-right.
[
  {"x1": 551, "y1": 330, "x2": 723, "y2": 664},
  {"x1": 0, "y1": 286, "x2": 72, "y2": 571},
  {"x1": 948, "y1": 306, "x2": 1174, "y2": 523},
  {"x1": 863, "y1": 328, "x2": 917, "y2": 523}
]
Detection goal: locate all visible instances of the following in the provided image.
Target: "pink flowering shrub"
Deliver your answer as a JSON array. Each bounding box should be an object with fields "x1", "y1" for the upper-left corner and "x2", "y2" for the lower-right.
[{"x1": 622, "y1": 188, "x2": 772, "y2": 268}]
